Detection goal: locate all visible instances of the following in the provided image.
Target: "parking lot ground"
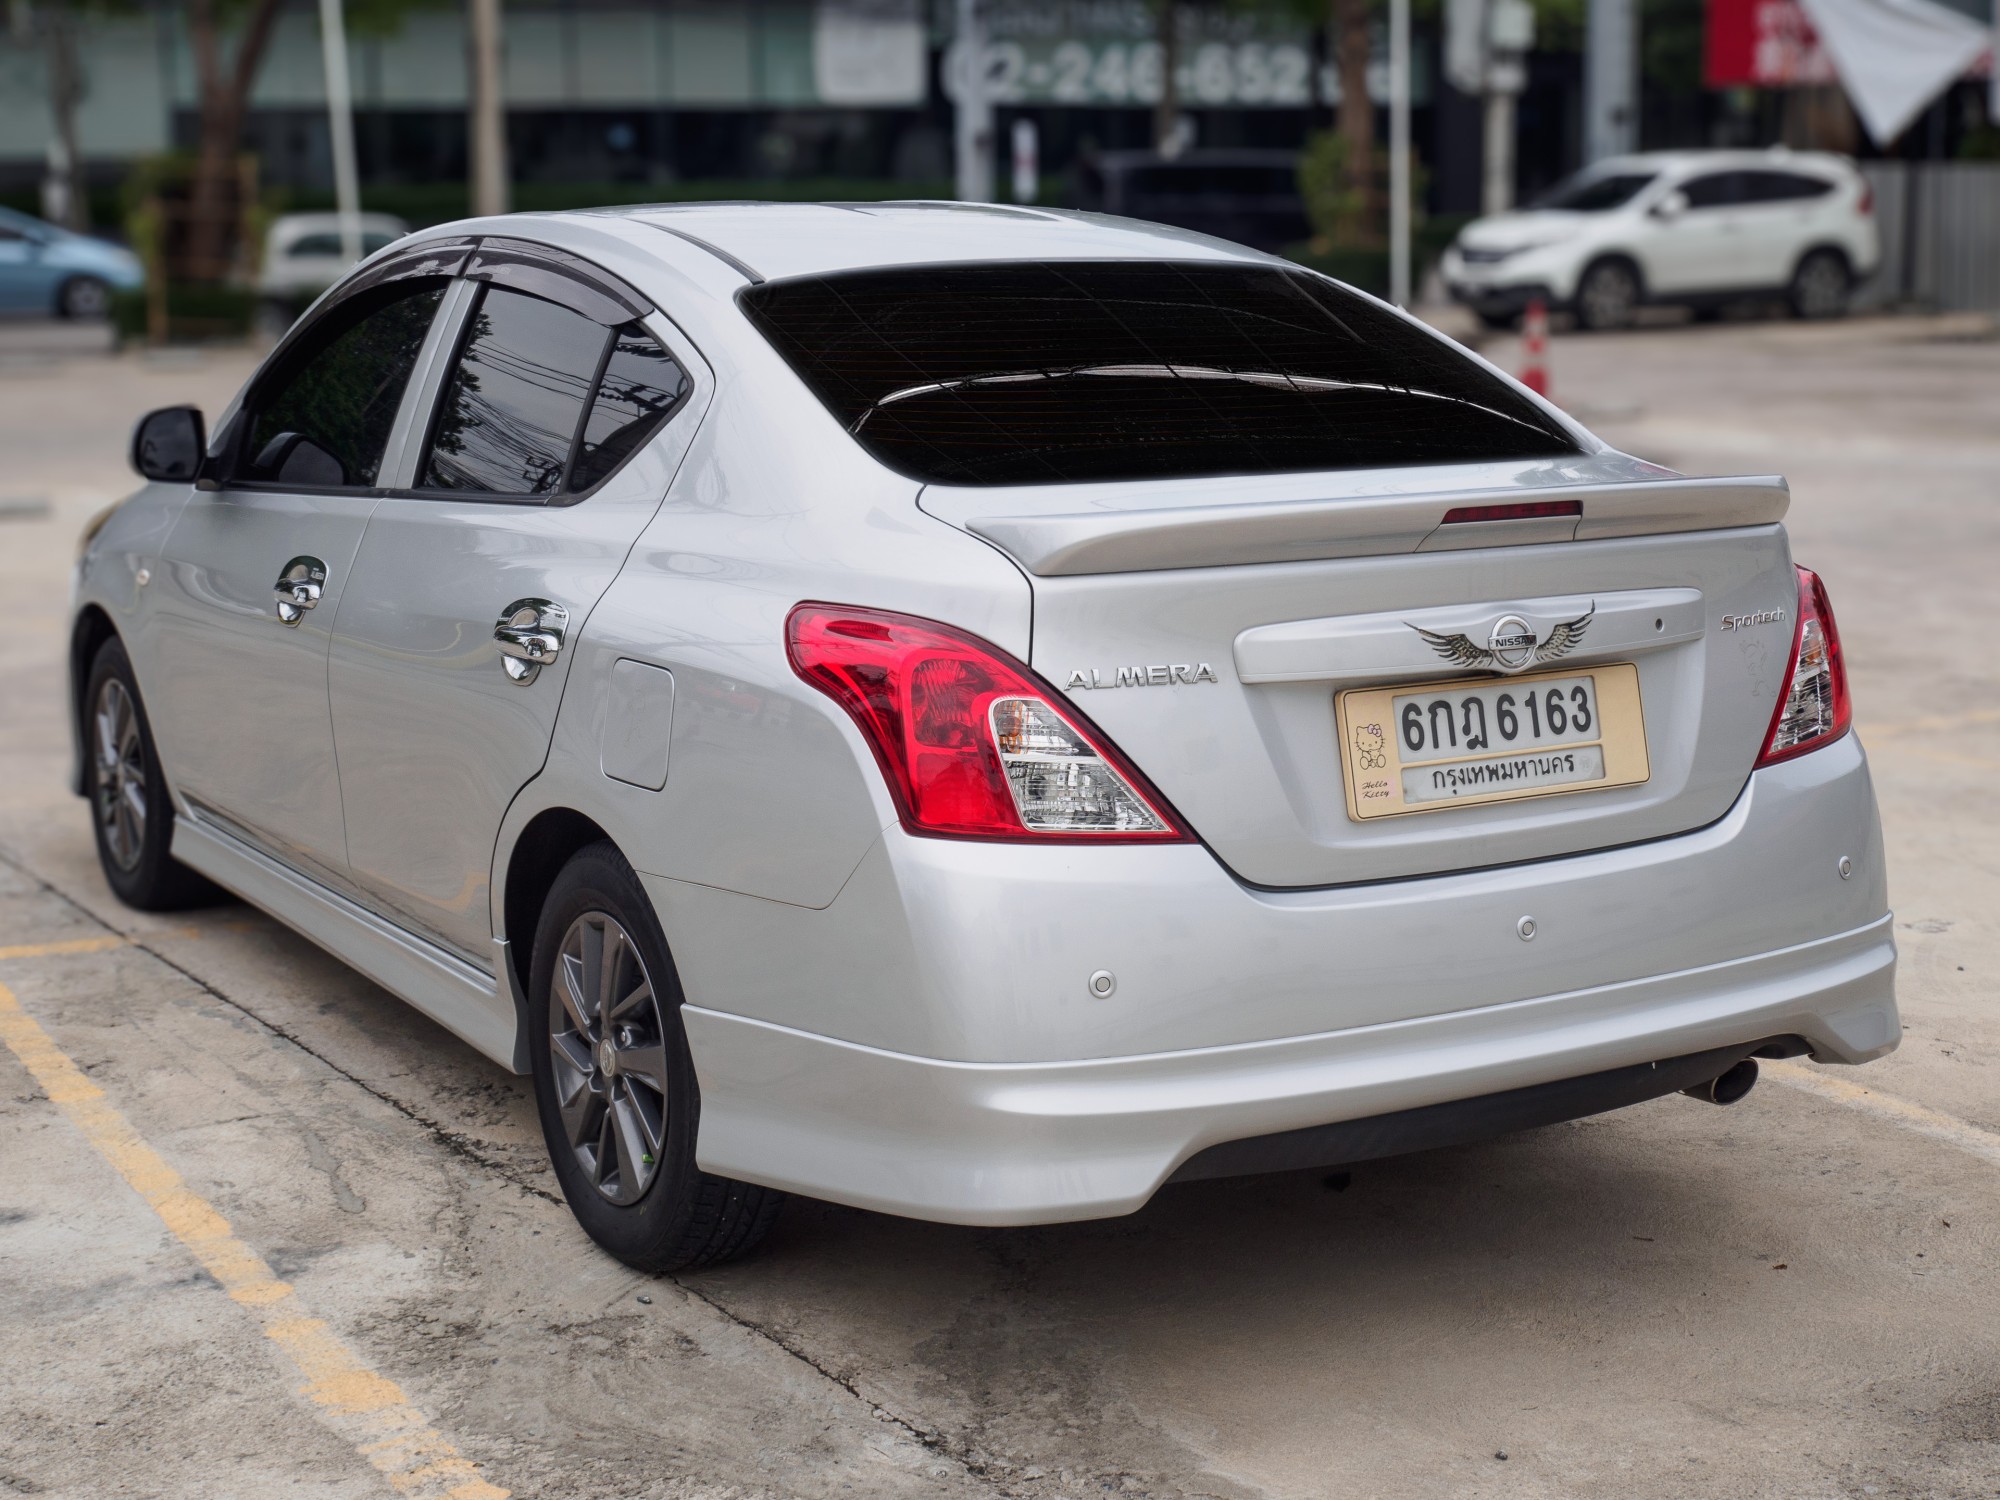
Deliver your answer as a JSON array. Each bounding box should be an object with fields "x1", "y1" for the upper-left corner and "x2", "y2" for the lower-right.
[{"x1": 1, "y1": 314, "x2": 1997, "y2": 1500}]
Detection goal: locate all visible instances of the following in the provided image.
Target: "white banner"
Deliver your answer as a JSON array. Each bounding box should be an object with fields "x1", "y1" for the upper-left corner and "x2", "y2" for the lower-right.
[{"x1": 1797, "y1": 0, "x2": 1992, "y2": 143}]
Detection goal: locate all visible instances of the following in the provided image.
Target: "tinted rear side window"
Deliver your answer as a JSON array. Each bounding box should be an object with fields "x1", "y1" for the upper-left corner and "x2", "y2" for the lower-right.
[
  {"x1": 569, "y1": 326, "x2": 691, "y2": 491},
  {"x1": 740, "y1": 262, "x2": 1577, "y2": 486},
  {"x1": 421, "y1": 286, "x2": 609, "y2": 495}
]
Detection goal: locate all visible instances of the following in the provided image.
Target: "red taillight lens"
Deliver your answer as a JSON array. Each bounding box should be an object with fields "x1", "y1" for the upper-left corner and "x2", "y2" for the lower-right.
[
  {"x1": 786, "y1": 603, "x2": 1192, "y2": 843},
  {"x1": 1755, "y1": 566, "x2": 1852, "y2": 768},
  {"x1": 1856, "y1": 183, "x2": 1874, "y2": 217}
]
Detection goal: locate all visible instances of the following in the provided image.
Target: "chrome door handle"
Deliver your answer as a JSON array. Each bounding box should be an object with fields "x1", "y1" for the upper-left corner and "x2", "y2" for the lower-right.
[
  {"x1": 494, "y1": 598, "x2": 569, "y2": 684},
  {"x1": 273, "y1": 556, "x2": 327, "y2": 626}
]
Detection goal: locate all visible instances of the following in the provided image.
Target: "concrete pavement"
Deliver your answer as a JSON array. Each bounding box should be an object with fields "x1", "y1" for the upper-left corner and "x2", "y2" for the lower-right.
[{"x1": 1, "y1": 314, "x2": 1996, "y2": 1499}]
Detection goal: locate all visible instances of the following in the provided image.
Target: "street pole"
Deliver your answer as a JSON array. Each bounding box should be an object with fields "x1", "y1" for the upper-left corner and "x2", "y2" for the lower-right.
[
  {"x1": 468, "y1": 0, "x2": 509, "y2": 218},
  {"x1": 1388, "y1": 0, "x2": 1411, "y2": 308},
  {"x1": 953, "y1": 0, "x2": 992, "y2": 202},
  {"x1": 1584, "y1": 0, "x2": 1637, "y2": 163},
  {"x1": 1482, "y1": 91, "x2": 1513, "y2": 215},
  {"x1": 316, "y1": 0, "x2": 363, "y2": 263}
]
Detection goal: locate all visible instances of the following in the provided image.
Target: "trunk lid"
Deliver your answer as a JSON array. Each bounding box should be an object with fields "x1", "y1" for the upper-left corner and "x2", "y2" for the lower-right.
[{"x1": 921, "y1": 459, "x2": 1799, "y2": 886}]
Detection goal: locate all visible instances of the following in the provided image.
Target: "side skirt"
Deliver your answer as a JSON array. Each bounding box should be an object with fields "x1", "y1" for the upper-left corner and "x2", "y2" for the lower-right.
[{"x1": 170, "y1": 812, "x2": 522, "y2": 1072}]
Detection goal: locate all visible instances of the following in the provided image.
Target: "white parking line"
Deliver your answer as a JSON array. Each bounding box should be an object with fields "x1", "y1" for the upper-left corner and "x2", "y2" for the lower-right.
[{"x1": 1764, "y1": 1060, "x2": 2000, "y2": 1169}]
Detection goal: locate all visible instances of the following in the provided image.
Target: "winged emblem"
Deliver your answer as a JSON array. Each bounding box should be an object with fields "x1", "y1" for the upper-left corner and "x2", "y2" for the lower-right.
[{"x1": 1409, "y1": 603, "x2": 1595, "y2": 673}]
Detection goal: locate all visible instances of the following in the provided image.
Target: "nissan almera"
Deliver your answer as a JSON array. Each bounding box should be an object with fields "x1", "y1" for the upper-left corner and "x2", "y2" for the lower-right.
[{"x1": 74, "y1": 203, "x2": 1896, "y2": 1269}]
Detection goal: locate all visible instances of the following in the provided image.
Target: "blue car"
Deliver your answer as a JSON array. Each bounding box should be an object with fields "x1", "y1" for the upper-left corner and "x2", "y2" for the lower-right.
[{"x1": 0, "y1": 205, "x2": 144, "y2": 318}]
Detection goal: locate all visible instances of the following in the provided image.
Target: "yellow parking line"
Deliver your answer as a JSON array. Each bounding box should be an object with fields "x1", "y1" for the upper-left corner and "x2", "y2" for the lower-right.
[
  {"x1": 0, "y1": 934, "x2": 137, "y2": 961},
  {"x1": 0, "y1": 927, "x2": 213, "y2": 963},
  {"x1": 0, "y1": 978, "x2": 509, "y2": 1500},
  {"x1": 1764, "y1": 1060, "x2": 2000, "y2": 1170}
]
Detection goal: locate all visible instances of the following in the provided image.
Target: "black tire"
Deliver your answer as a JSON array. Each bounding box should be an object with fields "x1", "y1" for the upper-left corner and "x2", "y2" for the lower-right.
[
  {"x1": 1574, "y1": 258, "x2": 1641, "y2": 331},
  {"x1": 528, "y1": 841, "x2": 783, "y2": 1273},
  {"x1": 57, "y1": 274, "x2": 112, "y2": 320},
  {"x1": 1473, "y1": 308, "x2": 1519, "y2": 332},
  {"x1": 1788, "y1": 248, "x2": 1851, "y2": 320},
  {"x1": 83, "y1": 639, "x2": 223, "y2": 911}
]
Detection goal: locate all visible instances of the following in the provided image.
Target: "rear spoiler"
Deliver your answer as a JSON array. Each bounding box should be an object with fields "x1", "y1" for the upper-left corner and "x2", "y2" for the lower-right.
[{"x1": 951, "y1": 475, "x2": 1790, "y2": 577}]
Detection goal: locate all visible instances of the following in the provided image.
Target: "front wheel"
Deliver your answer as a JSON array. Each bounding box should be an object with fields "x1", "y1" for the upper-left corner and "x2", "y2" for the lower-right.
[
  {"x1": 1575, "y1": 259, "x2": 1641, "y2": 331},
  {"x1": 57, "y1": 275, "x2": 112, "y2": 320},
  {"x1": 1789, "y1": 249, "x2": 1851, "y2": 320},
  {"x1": 528, "y1": 842, "x2": 782, "y2": 1272},
  {"x1": 84, "y1": 639, "x2": 221, "y2": 911}
]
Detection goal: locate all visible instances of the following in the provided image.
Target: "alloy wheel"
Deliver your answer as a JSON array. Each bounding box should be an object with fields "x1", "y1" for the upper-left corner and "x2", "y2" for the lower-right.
[
  {"x1": 547, "y1": 911, "x2": 670, "y2": 1206},
  {"x1": 1579, "y1": 263, "x2": 1637, "y2": 331},
  {"x1": 62, "y1": 277, "x2": 111, "y2": 319},
  {"x1": 93, "y1": 678, "x2": 146, "y2": 872},
  {"x1": 1794, "y1": 254, "x2": 1848, "y2": 319}
]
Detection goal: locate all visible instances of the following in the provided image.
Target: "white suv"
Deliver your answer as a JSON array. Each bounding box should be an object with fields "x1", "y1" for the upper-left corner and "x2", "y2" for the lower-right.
[{"x1": 1442, "y1": 150, "x2": 1880, "y2": 330}]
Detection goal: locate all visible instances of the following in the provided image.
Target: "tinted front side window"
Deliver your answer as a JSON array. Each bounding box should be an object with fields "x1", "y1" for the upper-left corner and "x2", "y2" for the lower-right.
[
  {"x1": 246, "y1": 280, "x2": 444, "y2": 487},
  {"x1": 569, "y1": 326, "x2": 690, "y2": 492},
  {"x1": 1534, "y1": 172, "x2": 1655, "y2": 212},
  {"x1": 740, "y1": 262, "x2": 1578, "y2": 486},
  {"x1": 421, "y1": 286, "x2": 610, "y2": 495}
]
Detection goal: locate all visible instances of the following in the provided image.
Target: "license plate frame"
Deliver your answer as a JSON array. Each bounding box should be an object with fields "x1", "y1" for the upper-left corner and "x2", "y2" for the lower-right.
[{"x1": 1335, "y1": 662, "x2": 1650, "y2": 821}]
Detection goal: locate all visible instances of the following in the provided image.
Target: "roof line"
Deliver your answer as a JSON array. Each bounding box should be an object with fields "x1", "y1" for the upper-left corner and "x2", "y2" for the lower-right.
[{"x1": 639, "y1": 221, "x2": 765, "y2": 285}]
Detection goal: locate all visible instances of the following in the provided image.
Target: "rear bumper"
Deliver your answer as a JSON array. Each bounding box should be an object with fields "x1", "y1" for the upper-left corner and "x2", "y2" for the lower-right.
[
  {"x1": 656, "y1": 736, "x2": 1896, "y2": 1224},
  {"x1": 681, "y1": 912, "x2": 1894, "y2": 1224}
]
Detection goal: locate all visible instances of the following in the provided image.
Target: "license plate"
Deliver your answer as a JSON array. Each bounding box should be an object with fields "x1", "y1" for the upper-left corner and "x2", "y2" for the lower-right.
[{"x1": 1335, "y1": 663, "x2": 1650, "y2": 820}]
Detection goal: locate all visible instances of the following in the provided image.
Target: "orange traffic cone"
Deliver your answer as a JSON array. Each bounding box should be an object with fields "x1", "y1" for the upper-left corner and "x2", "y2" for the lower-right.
[{"x1": 1519, "y1": 297, "x2": 1551, "y2": 398}]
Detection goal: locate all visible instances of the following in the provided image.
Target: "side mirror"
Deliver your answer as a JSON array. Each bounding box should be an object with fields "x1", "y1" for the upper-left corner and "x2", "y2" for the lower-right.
[
  {"x1": 131, "y1": 406, "x2": 206, "y2": 483},
  {"x1": 252, "y1": 431, "x2": 347, "y2": 487},
  {"x1": 1651, "y1": 190, "x2": 1689, "y2": 221}
]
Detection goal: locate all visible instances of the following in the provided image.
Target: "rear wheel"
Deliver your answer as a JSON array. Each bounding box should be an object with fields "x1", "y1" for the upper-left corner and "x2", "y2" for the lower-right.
[
  {"x1": 528, "y1": 841, "x2": 782, "y2": 1272},
  {"x1": 1788, "y1": 249, "x2": 1851, "y2": 320},
  {"x1": 1575, "y1": 259, "x2": 1640, "y2": 331},
  {"x1": 57, "y1": 275, "x2": 112, "y2": 320},
  {"x1": 84, "y1": 639, "x2": 221, "y2": 911}
]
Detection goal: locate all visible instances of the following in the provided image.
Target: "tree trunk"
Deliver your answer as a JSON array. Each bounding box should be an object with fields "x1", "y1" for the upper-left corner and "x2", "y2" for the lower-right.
[
  {"x1": 1330, "y1": 0, "x2": 1377, "y2": 244},
  {"x1": 43, "y1": 1, "x2": 89, "y2": 232},
  {"x1": 183, "y1": 0, "x2": 283, "y2": 283},
  {"x1": 1153, "y1": 2, "x2": 1181, "y2": 156}
]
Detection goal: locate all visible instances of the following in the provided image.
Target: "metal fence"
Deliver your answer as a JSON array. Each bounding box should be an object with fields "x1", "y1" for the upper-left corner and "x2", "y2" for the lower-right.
[{"x1": 1856, "y1": 161, "x2": 2000, "y2": 313}]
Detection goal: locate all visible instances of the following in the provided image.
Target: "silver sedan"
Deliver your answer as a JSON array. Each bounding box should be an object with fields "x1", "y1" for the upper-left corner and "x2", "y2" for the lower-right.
[{"x1": 73, "y1": 204, "x2": 1896, "y2": 1270}]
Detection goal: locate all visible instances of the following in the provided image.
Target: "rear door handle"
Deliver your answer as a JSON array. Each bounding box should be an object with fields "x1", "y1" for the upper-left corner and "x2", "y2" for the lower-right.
[
  {"x1": 494, "y1": 598, "x2": 569, "y2": 684},
  {"x1": 273, "y1": 556, "x2": 327, "y2": 626}
]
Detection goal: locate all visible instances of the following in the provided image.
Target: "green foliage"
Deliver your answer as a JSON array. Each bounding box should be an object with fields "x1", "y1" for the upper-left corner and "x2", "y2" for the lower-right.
[
  {"x1": 1640, "y1": 0, "x2": 1704, "y2": 96},
  {"x1": 1285, "y1": 213, "x2": 1469, "y2": 297},
  {"x1": 110, "y1": 282, "x2": 256, "y2": 343},
  {"x1": 1959, "y1": 122, "x2": 2000, "y2": 161},
  {"x1": 1298, "y1": 130, "x2": 1367, "y2": 250}
]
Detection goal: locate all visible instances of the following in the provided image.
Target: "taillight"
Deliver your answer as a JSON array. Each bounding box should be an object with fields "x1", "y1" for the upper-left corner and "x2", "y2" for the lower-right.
[
  {"x1": 1755, "y1": 566, "x2": 1852, "y2": 767},
  {"x1": 1856, "y1": 183, "x2": 1874, "y2": 217},
  {"x1": 786, "y1": 603, "x2": 1192, "y2": 843}
]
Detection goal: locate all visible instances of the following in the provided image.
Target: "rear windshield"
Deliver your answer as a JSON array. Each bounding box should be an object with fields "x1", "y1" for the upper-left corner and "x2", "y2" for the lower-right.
[{"x1": 739, "y1": 262, "x2": 1578, "y2": 486}]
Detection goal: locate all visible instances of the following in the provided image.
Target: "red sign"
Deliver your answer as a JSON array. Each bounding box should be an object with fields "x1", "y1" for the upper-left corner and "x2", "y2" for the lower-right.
[{"x1": 1705, "y1": 0, "x2": 1838, "y2": 87}]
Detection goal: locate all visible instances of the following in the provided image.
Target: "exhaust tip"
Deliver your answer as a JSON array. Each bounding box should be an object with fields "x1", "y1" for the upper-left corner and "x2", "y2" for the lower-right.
[{"x1": 1683, "y1": 1057, "x2": 1759, "y2": 1106}]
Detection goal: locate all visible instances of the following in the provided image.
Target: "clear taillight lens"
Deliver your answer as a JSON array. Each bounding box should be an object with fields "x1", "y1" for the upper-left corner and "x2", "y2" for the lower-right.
[
  {"x1": 786, "y1": 604, "x2": 1191, "y2": 843},
  {"x1": 1756, "y1": 566, "x2": 1853, "y2": 767}
]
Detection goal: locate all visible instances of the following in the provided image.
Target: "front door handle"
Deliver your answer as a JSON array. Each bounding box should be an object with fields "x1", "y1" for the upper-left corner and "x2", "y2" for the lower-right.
[
  {"x1": 494, "y1": 598, "x2": 569, "y2": 684},
  {"x1": 273, "y1": 556, "x2": 327, "y2": 626}
]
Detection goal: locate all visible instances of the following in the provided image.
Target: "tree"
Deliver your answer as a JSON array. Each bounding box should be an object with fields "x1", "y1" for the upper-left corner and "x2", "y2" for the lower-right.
[
  {"x1": 1327, "y1": 0, "x2": 1377, "y2": 243},
  {"x1": 182, "y1": 0, "x2": 286, "y2": 281},
  {"x1": 10, "y1": 0, "x2": 92, "y2": 231}
]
